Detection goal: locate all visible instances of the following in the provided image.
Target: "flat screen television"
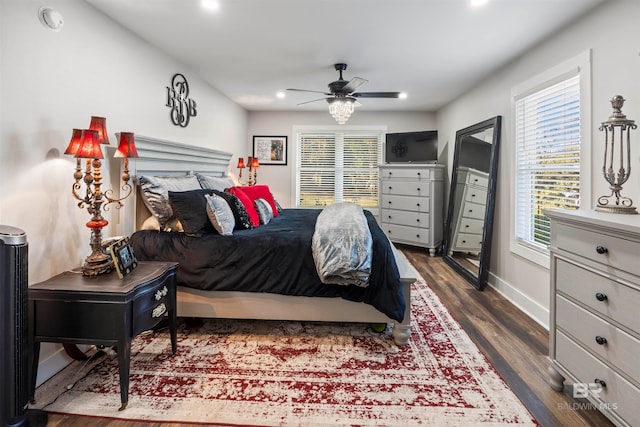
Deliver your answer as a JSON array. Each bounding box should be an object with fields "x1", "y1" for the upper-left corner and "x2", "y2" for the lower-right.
[{"x1": 385, "y1": 130, "x2": 438, "y2": 163}]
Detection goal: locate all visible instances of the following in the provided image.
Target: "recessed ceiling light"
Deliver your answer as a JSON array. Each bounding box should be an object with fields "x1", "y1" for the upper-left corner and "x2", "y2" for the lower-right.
[
  {"x1": 201, "y1": 0, "x2": 220, "y2": 12},
  {"x1": 470, "y1": 0, "x2": 489, "y2": 7},
  {"x1": 276, "y1": 91, "x2": 285, "y2": 99},
  {"x1": 399, "y1": 93, "x2": 408, "y2": 99}
]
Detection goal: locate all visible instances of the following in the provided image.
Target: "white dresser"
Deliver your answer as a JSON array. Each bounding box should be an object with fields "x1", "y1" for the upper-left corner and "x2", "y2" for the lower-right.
[
  {"x1": 450, "y1": 167, "x2": 489, "y2": 253},
  {"x1": 546, "y1": 209, "x2": 640, "y2": 427},
  {"x1": 379, "y1": 164, "x2": 445, "y2": 256}
]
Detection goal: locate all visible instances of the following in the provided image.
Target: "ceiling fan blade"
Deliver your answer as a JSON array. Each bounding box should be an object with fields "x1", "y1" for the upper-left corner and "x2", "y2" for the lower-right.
[
  {"x1": 352, "y1": 91, "x2": 402, "y2": 98},
  {"x1": 296, "y1": 97, "x2": 332, "y2": 106},
  {"x1": 341, "y1": 77, "x2": 368, "y2": 94},
  {"x1": 287, "y1": 88, "x2": 332, "y2": 96}
]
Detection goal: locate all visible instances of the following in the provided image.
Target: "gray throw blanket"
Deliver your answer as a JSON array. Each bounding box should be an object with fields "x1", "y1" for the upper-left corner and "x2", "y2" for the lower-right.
[{"x1": 311, "y1": 203, "x2": 372, "y2": 287}]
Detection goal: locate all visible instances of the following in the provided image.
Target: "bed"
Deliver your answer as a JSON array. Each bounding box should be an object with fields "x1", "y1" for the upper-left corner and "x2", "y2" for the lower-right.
[{"x1": 116, "y1": 136, "x2": 415, "y2": 345}]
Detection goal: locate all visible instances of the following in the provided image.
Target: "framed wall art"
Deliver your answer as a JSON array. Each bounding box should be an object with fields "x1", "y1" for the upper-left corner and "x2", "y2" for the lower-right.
[{"x1": 252, "y1": 135, "x2": 287, "y2": 165}]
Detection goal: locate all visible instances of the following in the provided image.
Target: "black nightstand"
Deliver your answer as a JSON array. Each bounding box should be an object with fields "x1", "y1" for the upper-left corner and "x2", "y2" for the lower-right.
[{"x1": 28, "y1": 261, "x2": 178, "y2": 410}]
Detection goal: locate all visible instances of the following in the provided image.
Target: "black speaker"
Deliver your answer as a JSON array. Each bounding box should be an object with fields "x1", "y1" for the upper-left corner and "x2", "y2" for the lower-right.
[{"x1": 0, "y1": 226, "x2": 46, "y2": 427}]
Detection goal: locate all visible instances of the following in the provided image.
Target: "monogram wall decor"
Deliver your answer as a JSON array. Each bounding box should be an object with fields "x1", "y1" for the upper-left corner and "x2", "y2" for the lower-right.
[{"x1": 166, "y1": 73, "x2": 197, "y2": 127}]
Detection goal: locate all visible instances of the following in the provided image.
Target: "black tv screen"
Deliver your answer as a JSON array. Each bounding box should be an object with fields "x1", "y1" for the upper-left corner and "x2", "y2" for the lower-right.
[{"x1": 385, "y1": 130, "x2": 438, "y2": 163}]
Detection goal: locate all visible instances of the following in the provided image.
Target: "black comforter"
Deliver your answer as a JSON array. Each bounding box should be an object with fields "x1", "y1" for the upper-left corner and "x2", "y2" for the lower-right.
[{"x1": 130, "y1": 208, "x2": 405, "y2": 322}]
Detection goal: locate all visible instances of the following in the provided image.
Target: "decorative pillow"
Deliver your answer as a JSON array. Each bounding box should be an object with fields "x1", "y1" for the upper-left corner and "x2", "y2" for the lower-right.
[
  {"x1": 254, "y1": 198, "x2": 274, "y2": 225},
  {"x1": 274, "y1": 198, "x2": 283, "y2": 213},
  {"x1": 138, "y1": 175, "x2": 201, "y2": 227},
  {"x1": 168, "y1": 190, "x2": 217, "y2": 237},
  {"x1": 212, "y1": 190, "x2": 253, "y2": 230},
  {"x1": 204, "y1": 193, "x2": 235, "y2": 235},
  {"x1": 196, "y1": 173, "x2": 234, "y2": 192},
  {"x1": 225, "y1": 187, "x2": 260, "y2": 227},
  {"x1": 237, "y1": 185, "x2": 279, "y2": 217},
  {"x1": 140, "y1": 215, "x2": 183, "y2": 232}
]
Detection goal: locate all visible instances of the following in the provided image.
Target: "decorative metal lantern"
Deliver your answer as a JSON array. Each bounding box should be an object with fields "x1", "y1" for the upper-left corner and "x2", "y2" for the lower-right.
[{"x1": 596, "y1": 95, "x2": 637, "y2": 214}]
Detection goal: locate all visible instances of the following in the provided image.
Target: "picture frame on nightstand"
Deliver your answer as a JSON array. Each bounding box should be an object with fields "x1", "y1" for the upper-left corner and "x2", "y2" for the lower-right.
[{"x1": 107, "y1": 237, "x2": 138, "y2": 279}]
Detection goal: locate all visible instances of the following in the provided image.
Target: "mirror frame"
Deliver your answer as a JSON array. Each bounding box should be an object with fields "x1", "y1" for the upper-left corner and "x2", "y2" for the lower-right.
[{"x1": 443, "y1": 116, "x2": 502, "y2": 291}]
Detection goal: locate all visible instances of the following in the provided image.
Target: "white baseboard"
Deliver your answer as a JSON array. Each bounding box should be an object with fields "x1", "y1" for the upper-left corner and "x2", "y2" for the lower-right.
[
  {"x1": 34, "y1": 344, "x2": 91, "y2": 388},
  {"x1": 487, "y1": 271, "x2": 549, "y2": 330}
]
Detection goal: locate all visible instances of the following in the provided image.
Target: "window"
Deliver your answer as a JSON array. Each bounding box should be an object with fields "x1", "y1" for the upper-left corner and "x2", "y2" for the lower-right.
[
  {"x1": 295, "y1": 128, "x2": 383, "y2": 208},
  {"x1": 511, "y1": 51, "x2": 590, "y2": 267}
]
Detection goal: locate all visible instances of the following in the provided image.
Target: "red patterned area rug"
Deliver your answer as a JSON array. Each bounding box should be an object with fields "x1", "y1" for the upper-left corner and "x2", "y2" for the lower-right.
[{"x1": 33, "y1": 274, "x2": 537, "y2": 426}]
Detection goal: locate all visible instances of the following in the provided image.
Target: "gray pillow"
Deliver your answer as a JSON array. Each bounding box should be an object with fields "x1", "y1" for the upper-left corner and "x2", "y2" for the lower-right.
[
  {"x1": 205, "y1": 193, "x2": 235, "y2": 235},
  {"x1": 196, "y1": 173, "x2": 234, "y2": 191},
  {"x1": 254, "y1": 197, "x2": 274, "y2": 225},
  {"x1": 138, "y1": 175, "x2": 201, "y2": 228}
]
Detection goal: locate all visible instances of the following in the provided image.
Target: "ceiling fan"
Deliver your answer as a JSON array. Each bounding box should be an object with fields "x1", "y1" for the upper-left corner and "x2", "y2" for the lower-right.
[{"x1": 287, "y1": 63, "x2": 402, "y2": 123}]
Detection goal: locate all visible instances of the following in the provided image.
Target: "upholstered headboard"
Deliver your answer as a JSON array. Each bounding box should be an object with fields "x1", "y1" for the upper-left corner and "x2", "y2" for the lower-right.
[{"x1": 116, "y1": 135, "x2": 233, "y2": 236}]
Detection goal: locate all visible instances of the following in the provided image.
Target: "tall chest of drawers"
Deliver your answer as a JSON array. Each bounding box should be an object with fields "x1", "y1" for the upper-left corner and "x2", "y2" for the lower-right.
[
  {"x1": 450, "y1": 167, "x2": 489, "y2": 253},
  {"x1": 379, "y1": 164, "x2": 445, "y2": 256},
  {"x1": 546, "y1": 209, "x2": 640, "y2": 427}
]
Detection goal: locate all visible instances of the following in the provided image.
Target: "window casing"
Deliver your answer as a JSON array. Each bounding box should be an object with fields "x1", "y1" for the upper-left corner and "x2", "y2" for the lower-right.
[
  {"x1": 295, "y1": 128, "x2": 383, "y2": 208},
  {"x1": 510, "y1": 51, "x2": 591, "y2": 267}
]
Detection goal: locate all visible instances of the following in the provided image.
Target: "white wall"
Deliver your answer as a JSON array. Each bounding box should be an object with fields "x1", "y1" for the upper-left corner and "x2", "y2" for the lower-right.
[
  {"x1": 437, "y1": 0, "x2": 640, "y2": 327},
  {"x1": 0, "y1": 0, "x2": 247, "y2": 384},
  {"x1": 247, "y1": 110, "x2": 437, "y2": 207}
]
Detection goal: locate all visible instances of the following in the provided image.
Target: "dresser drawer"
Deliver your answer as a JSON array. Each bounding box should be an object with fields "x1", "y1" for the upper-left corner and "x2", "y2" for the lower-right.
[
  {"x1": 555, "y1": 223, "x2": 640, "y2": 277},
  {"x1": 458, "y1": 217, "x2": 483, "y2": 235},
  {"x1": 464, "y1": 172, "x2": 489, "y2": 188},
  {"x1": 556, "y1": 258, "x2": 640, "y2": 333},
  {"x1": 381, "y1": 194, "x2": 429, "y2": 212},
  {"x1": 383, "y1": 223, "x2": 430, "y2": 245},
  {"x1": 556, "y1": 295, "x2": 640, "y2": 382},
  {"x1": 380, "y1": 168, "x2": 434, "y2": 180},
  {"x1": 133, "y1": 282, "x2": 172, "y2": 334},
  {"x1": 556, "y1": 332, "x2": 640, "y2": 425},
  {"x1": 380, "y1": 180, "x2": 431, "y2": 197},
  {"x1": 464, "y1": 187, "x2": 487, "y2": 205},
  {"x1": 380, "y1": 208, "x2": 429, "y2": 228},
  {"x1": 454, "y1": 232, "x2": 482, "y2": 251},
  {"x1": 460, "y1": 200, "x2": 485, "y2": 221}
]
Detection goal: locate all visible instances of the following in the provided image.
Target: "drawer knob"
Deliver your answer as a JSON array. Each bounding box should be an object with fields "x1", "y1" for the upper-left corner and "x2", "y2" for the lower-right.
[
  {"x1": 595, "y1": 336, "x2": 608, "y2": 345},
  {"x1": 388, "y1": 215, "x2": 392, "y2": 219},
  {"x1": 416, "y1": 219, "x2": 420, "y2": 223},
  {"x1": 416, "y1": 203, "x2": 420, "y2": 207},
  {"x1": 417, "y1": 188, "x2": 421, "y2": 191},
  {"x1": 595, "y1": 292, "x2": 608, "y2": 302},
  {"x1": 388, "y1": 186, "x2": 392, "y2": 190},
  {"x1": 595, "y1": 245, "x2": 608, "y2": 255},
  {"x1": 594, "y1": 378, "x2": 607, "y2": 389}
]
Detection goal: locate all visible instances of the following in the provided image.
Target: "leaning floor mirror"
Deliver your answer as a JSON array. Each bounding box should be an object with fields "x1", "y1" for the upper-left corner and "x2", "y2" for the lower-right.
[{"x1": 443, "y1": 116, "x2": 502, "y2": 291}]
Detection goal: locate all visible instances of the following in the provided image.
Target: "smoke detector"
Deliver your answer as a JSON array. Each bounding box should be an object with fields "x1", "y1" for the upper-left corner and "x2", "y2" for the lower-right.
[{"x1": 38, "y1": 7, "x2": 64, "y2": 32}]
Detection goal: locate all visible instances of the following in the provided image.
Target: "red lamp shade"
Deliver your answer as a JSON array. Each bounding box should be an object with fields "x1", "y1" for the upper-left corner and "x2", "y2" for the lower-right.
[
  {"x1": 64, "y1": 128, "x2": 83, "y2": 155},
  {"x1": 114, "y1": 132, "x2": 139, "y2": 158},
  {"x1": 250, "y1": 157, "x2": 259, "y2": 169},
  {"x1": 237, "y1": 157, "x2": 246, "y2": 169},
  {"x1": 88, "y1": 116, "x2": 110, "y2": 145},
  {"x1": 74, "y1": 129, "x2": 104, "y2": 159}
]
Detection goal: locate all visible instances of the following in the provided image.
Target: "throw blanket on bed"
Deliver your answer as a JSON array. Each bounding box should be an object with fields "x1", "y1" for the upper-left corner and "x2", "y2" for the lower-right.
[{"x1": 312, "y1": 203, "x2": 372, "y2": 287}]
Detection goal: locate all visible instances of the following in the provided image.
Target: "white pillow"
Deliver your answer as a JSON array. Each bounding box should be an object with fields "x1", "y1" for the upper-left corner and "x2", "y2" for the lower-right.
[
  {"x1": 138, "y1": 175, "x2": 201, "y2": 227},
  {"x1": 196, "y1": 173, "x2": 234, "y2": 192},
  {"x1": 205, "y1": 193, "x2": 235, "y2": 235}
]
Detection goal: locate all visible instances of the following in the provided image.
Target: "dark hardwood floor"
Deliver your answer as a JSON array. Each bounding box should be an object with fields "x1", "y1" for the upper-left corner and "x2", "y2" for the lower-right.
[
  {"x1": 45, "y1": 246, "x2": 614, "y2": 427},
  {"x1": 400, "y1": 245, "x2": 614, "y2": 427}
]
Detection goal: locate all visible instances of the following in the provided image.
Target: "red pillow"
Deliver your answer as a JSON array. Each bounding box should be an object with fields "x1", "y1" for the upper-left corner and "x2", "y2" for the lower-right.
[
  {"x1": 237, "y1": 185, "x2": 279, "y2": 217},
  {"x1": 225, "y1": 187, "x2": 260, "y2": 227}
]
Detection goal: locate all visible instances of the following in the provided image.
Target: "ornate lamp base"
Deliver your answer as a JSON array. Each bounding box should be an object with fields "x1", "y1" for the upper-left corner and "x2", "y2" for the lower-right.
[
  {"x1": 596, "y1": 204, "x2": 638, "y2": 214},
  {"x1": 82, "y1": 253, "x2": 114, "y2": 276}
]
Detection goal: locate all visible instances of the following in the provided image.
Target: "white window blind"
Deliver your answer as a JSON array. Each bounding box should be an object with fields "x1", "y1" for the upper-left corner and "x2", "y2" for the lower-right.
[
  {"x1": 296, "y1": 131, "x2": 382, "y2": 208},
  {"x1": 515, "y1": 74, "x2": 581, "y2": 250}
]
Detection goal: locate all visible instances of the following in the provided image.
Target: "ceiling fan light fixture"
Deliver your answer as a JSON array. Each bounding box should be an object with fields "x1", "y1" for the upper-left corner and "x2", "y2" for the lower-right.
[{"x1": 328, "y1": 98, "x2": 355, "y2": 124}]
